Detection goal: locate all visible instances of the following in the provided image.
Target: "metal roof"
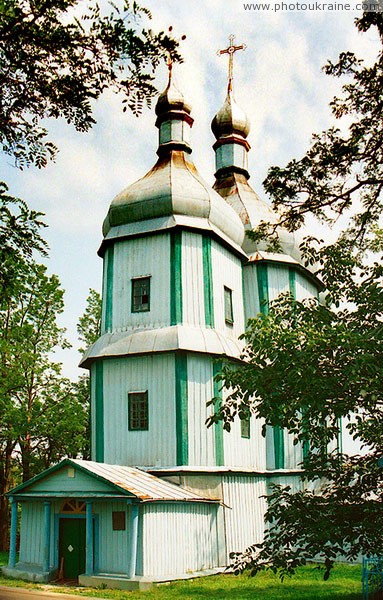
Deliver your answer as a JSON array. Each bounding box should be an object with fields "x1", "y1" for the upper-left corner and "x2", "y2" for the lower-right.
[
  {"x1": 71, "y1": 460, "x2": 219, "y2": 503},
  {"x1": 79, "y1": 324, "x2": 243, "y2": 368}
]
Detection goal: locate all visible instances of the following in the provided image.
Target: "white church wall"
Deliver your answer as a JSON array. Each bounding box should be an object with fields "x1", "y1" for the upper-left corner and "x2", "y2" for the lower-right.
[
  {"x1": 94, "y1": 501, "x2": 129, "y2": 574},
  {"x1": 243, "y1": 263, "x2": 260, "y2": 323},
  {"x1": 268, "y1": 264, "x2": 290, "y2": 301},
  {"x1": 222, "y1": 409, "x2": 267, "y2": 469},
  {"x1": 295, "y1": 272, "x2": 319, "y2": 301},
  {"x1": 19, "y1": 502, "x2": 45, "y2": 567},
  {"x1": 140, "y1": 502, "x2": 221, "y2": 577},
  {"x1": 211, "y1": 240, "x2": 244, "y2": 339},
  {"x1": 284, "y1": 430, "x2": 304, "y2": 470},
  {"x1": 222, "y1": 475, "x2": 268, "y2": 559},
  {"x1": 102, "y1": 353, "x2": 176, "y2": 466},
  {"x1": 108, "y1": 233, "x2": 171, "y2": 333},
  {"x1": 181, "y1": 232, "x2": 205, "y2": 328},
  {"x1": 187, "y1": 354, "x2": 216, "y2": 466}
]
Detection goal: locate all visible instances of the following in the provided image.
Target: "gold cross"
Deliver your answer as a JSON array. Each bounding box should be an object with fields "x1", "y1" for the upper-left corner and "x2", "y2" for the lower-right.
[{"x1": 217, "y1": 34, "x2": 247, "y2": 91}]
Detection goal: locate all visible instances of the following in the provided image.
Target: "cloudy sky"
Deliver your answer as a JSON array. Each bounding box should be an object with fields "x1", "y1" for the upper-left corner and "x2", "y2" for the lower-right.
[{"x1": 1, "y1": 1, "x2": 380, "y2": 380}]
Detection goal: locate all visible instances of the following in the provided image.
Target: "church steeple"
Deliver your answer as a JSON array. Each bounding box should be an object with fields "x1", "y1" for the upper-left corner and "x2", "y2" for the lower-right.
[
  {"x1": 211, "y1": 35, "x2": 250, "y2": 179},
  {"x1": 155, "y1": 56, "x2": 194, "y2": 157}
]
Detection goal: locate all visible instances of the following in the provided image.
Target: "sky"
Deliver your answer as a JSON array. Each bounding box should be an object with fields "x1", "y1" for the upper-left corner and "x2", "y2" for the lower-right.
[{"x1": 1, "y1": 1, "x2": 381, "y2": 382}]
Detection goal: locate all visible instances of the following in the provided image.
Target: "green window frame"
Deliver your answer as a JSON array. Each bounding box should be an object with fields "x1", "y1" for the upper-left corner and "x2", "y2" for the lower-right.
[
  {"x1": 241, "y1": 417, "x2": 251, "y2": 439},
  {"x1": 131, "y1": 276, "x2": 150, "y2": 313},
  {"x1": 128, "y1": 391, "x2": 149, "y2": 431},
  {"x1": 224, "y1": 286, "x2": 234, "y2": 325}
]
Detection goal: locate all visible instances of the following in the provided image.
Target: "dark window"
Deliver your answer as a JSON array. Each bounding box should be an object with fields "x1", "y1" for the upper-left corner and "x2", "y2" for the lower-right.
[
  {"x1": 224, "y1": 286, "x2": 234, "y2": 324},
  {"x1": 112, "y1": 511, "x2": 126, "y2": 531},
  {"x1": 128, "y1": 391, "x2": 149, "y2": 431},
  {"x1": 132, "y1": 277, "x2": 150, "y2": 312},
  {"x1": 241, "y1": 418, "x2": 251, "y2": 439}
]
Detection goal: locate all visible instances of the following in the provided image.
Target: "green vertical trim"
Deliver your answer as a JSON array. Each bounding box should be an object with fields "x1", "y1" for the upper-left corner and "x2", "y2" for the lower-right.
[
  {"x1": 289, "y1": 267, "x2": 296, "y2": 299},
  {"x1": 202, "y1": 236, "x2": 214, "y2": 328},
  {"x1": 273, "y1": 426, "x2": 285, "y2": 469},
  {"x1": 257, "y1": 263, "x2": 269, "y2": 315},
  {"x1": 105, "y1": 245, "x2": 114, "y2": 332},
  {"x1": 213, "y1": 361, "x2": 224, "y2": 466},
  {"x1": 95, "y1": 362, "x2": 104, "y2": 463},
  {"x1": 175, "y1": 352, "x2": 188, "y2": 465},
  {"x1": 170, "y1": 231, "x2": 183, "y2": 325}
]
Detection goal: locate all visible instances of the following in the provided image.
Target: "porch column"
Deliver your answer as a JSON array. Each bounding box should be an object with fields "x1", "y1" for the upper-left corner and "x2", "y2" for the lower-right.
[
  {"x1": 128, "y1": 502, "x2": 139, "y2": 578},
  {"x1": 43, "y1": 501, "x2": 51, "y2": 572},
  {"x1": 85, "y1": 500, "x2": 93, "y2": 575},
  {"x1": 8, "y1": 497, "x2": 17, "y2": 568}
]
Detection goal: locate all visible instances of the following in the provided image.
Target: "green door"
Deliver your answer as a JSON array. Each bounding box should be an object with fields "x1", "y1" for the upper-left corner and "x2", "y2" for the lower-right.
[{"x1": 59, "y1": 518, "x2": 86, "y2": 579}]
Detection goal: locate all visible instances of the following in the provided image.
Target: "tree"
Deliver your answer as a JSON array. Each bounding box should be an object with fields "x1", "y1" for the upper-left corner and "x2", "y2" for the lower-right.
[
  {"x1": 0, "y1": 0, "x2": 180, "y2": 168},
  {"x1": 0, "y1": 259, "x2": 90, "y2": 549},
  {"x1": 210, "y1": 12, "x2": 383, "y2": 579}
]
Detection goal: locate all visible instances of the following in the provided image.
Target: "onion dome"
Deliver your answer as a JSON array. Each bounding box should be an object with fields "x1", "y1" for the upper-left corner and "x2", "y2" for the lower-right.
[
  {"x1": 211, "y1": 89, "x2": 250, "y2": 139},
  {"x1": 211, "y1": 87, "x2": 301, "y2": 261},
  {"x1": 101, "y1": 73, "x2": 245, "y2": 252},
  {"x1": 155, "y1": 78, "x2": 192, "y2": 120}
]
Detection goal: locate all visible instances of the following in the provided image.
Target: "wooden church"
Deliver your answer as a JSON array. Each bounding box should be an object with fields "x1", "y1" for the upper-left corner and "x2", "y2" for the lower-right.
[{"x1": 3, "y1": 41, "x2": 322, "y2": 590}]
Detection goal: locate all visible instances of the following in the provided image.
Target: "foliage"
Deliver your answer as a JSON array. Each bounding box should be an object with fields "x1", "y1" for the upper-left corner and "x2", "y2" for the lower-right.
[
  {"x1": 77, "y1": 288, "x2": 102, "y2": 354},
  {"x1": 0, "y1": 0, "x2": 180, "y2": 168},
  {"x1": 0, "y1": 561, "x2": 364, "y2": 598},
  {"x1": 209, "y1": 12, "x2": 383, "y2": 580}
]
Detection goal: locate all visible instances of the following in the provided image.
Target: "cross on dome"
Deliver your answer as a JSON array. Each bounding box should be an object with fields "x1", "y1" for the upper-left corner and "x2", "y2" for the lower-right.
[{"x1": 217, "y1": 34, "x2": 247, "y2": 92}]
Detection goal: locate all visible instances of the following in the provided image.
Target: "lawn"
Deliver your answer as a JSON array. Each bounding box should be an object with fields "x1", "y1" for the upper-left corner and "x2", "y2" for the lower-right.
[{"x1": 0, "y1": 552, "x2": 363, "y2": 599}]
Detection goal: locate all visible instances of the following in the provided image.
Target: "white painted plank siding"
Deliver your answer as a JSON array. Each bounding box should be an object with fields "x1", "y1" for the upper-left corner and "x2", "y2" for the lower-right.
[
  {"x1": 103, "y1": 354, "x2": 176, "y2": 466},
  {"x1": 181, "y1": 232, "x2": 205, "y2": 327},
  {"x1": 295, "y1": 272, "x2": 319, "y2": 301},
  {"x1": 222, "y1": 385, "x2": 267, "y2": 469},
  {"x1": 268, "y1": 265, "x2": 290, "y2": 301},
  {"x1": 222, "y1": 476, "x2": 267, "y2": 558},
  {"x1": 243, "y1": 264, "x2": 260, "y2": 323},
  {"x1": 211, "y1": 241, "x2": 244, "y2": 340},
  {"x1": 19, "y1": 502, "x2": 44, "y2": 566},
  {"x1": 95, "y1": 501, "x2": 129, "y2": 574},
  {"x1": 112, "y1": 234, "x2": 171, "y2": 332},
  {"x1": 187, "y1": 355, "x2": 216, "y2": 466},
  {"x1": 140, "y1": 503, "x2": 220, "y2": 577}
]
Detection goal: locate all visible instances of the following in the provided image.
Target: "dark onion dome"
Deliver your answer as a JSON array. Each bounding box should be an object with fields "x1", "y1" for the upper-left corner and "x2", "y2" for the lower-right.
[
  {"x1": 211, "y1": 89, "x2": 251, "y2": 140},
  {"x1": 155, "y1": 78, "x2": 192, "y2": 119}
]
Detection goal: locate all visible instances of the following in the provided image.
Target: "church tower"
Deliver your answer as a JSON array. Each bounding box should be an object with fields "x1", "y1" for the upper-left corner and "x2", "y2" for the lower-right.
[{"x1": 6, "y1": 42, "x2": 324, "y2": 589}]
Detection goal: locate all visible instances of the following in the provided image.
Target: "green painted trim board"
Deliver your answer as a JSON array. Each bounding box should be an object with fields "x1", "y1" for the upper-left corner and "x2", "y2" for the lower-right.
[
  {"x1": 175, "y1": 352, "x2": 188, "y2": 465},
  {"x1": 170, "y1": 231, "x2": 183, "y2": 325},
  {"x1": 105, "y1": 245, "x2": 114, "y2": 331},
  {"x1": 202, "y1": 237, "x2": 215, "y2": 328},
  {"x1": 95, "y1": 362, "x2": 104, "y2": 463},
  {"x1": 289, "y1": 267, "x2": 296, "y2": 299},
  {"x1": 213, "y1": 361, "x2": 224, "y2": 466},
  {"x1": 256, "y1": 263, "x2": 269, "y2": 315},
  {"x1": 273, "y1": 426, "x2": 285, "y2": 469}
]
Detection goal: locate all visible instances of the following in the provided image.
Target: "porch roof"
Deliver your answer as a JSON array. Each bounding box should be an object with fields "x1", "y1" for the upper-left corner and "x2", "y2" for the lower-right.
[{"x1": 8, "y1": 458, "x2": 220, "y2": 504}]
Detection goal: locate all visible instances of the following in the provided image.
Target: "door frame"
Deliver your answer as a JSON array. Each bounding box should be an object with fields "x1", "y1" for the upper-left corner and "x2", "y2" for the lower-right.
[{"x1": 54, "y1": 512, "x2": 99, "y2": 574}]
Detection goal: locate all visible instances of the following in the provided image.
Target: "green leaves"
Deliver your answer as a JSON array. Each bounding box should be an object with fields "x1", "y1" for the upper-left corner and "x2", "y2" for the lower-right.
[{"x1": 0, "y1": 0, "x2": 182, "y2": 168}]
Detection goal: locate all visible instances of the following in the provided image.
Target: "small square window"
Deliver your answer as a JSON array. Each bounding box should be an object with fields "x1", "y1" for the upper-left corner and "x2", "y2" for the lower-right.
[
  {"x1": 112, "y1": 511, "x2": 126, "y2": 531},
  {"x1": 128, "y1": 391, "x2": 149, "y2": 431},
  {"x1": 132, "y1": 277, "x2": 150, "y2": 312},
  {"x1": 224, "y1": 286, "x2": 234, "y2": 325},
  {"x1": 241, "y1": 417, "x2": 251, "y2": 439}
]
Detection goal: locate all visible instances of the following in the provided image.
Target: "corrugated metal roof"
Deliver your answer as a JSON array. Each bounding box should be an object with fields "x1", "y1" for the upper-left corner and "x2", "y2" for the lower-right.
[{"x1": 71, "y1": 460, "x2": 219, "y2": 503}]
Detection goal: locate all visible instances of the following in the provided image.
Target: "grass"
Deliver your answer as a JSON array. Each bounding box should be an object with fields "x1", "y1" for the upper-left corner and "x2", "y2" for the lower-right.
[{"x1": 0, "y1": 552, "x2": 363, "y2": 599}]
